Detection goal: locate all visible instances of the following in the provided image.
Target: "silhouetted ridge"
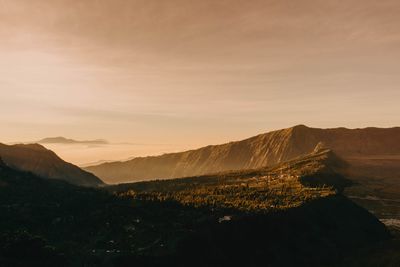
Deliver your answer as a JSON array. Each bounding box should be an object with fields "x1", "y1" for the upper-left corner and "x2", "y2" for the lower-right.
[{"x1": 0, "y1": 143, "x2": 103, "y2": 187}]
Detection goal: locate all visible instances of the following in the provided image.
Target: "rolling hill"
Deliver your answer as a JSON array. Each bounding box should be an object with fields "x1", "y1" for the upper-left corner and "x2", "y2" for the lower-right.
[
  {"x1": 85, "y1": 125, "x2": 400, "y2": 184},
  {"x1": 0, "y1": 143, "x2": 103, "y2": 187}
]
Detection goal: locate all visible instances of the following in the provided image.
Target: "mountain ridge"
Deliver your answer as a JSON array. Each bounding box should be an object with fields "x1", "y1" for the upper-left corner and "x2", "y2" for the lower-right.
[{"x1": 85, "y1": 125, "x2": 400, "y2": 184}]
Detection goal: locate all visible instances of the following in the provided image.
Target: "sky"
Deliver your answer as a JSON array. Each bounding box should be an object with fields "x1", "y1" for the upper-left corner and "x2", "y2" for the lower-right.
[{"x1": 1, "y1": 0, "x2": 400, "y2": 164}]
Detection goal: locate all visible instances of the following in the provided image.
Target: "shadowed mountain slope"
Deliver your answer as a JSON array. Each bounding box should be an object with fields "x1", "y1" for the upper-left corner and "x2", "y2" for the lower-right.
[
  {"x1": 0, "y1": 143, "x2": 103, "y2": 187},
  {"x1": 86, "y1": 125, "x2": 400, "y2": 184}
]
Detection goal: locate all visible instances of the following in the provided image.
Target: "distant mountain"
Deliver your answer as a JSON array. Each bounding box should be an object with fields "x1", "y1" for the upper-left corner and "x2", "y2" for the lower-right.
[
  {"x1": 38, "y1": 137, "x2": 108, "y2": 145},
  {"x1": 0, "y1": 143, "x2": 103, "y2": 187},
  {"x1": 85, "y1": 125, "x2": 400, "y2": 184}
]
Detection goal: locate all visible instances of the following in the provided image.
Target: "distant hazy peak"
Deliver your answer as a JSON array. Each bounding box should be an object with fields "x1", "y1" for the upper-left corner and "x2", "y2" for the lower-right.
[{"x1": 38, "y1": 137, "x2": 108, "y2": 145}]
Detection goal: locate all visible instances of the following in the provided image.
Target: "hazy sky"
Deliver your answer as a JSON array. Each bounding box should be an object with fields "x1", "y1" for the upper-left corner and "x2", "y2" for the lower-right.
[{"x1": 1, "y1": 0, "x2": 400, "y2": 163}]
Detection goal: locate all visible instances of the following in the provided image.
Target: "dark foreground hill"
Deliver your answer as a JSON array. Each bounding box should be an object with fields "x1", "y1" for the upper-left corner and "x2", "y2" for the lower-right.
[
  {"x1": 85, "y1": 125, "x2": 400, "y2": 184},
  {"x1": 0, "y1": 143, "x2": 103, "y2": 187},
  {"x1": 0, "y1": 154, "x2": 393, "y2": 267}
]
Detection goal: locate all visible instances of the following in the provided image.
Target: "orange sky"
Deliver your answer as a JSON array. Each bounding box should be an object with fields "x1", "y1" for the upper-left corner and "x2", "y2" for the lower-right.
[{"x1": 1, "y1": 0, "x2": 400, "y2": 164}]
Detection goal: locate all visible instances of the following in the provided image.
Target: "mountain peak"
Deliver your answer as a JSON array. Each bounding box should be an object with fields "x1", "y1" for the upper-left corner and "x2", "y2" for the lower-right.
[
  {"x1": 286, "y1": 124, "x2": 313, "y2": 137},
  {"x1": 291, "y1": 124, "x2": 310, "y2": 130}
]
